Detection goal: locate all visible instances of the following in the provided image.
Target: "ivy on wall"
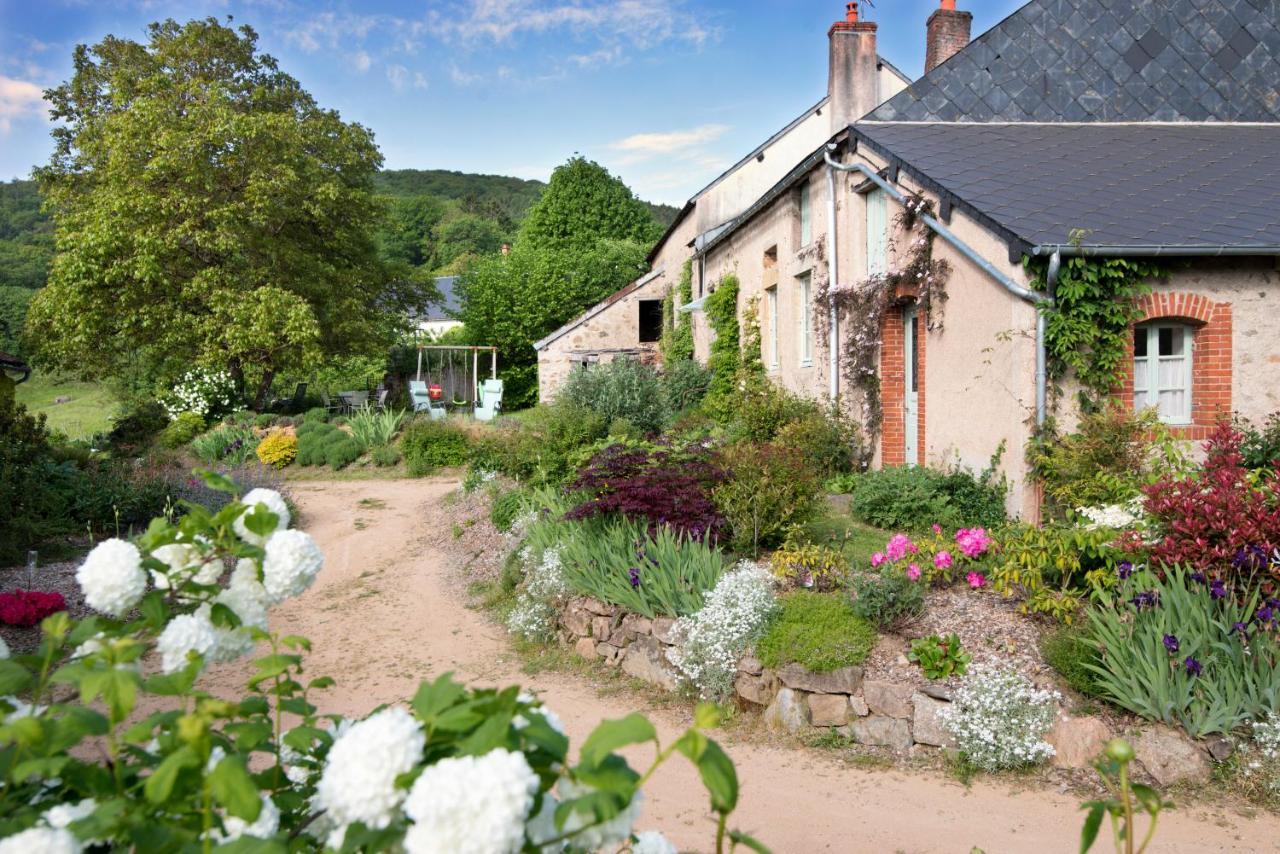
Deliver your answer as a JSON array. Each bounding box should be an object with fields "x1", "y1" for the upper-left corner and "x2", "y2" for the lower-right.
[
  {"x1": 660, "y1": 259, "x2": 695, "y2": 364},
  {"x1": 815, "y1": 192, "x2": 951, "y2": 438},
  {"x1": 704, "y1": 274, "x2": 761, "y2": 420},
  {"x1": 1026, "y1": 255, "x2": 1163, "y2": 413}
]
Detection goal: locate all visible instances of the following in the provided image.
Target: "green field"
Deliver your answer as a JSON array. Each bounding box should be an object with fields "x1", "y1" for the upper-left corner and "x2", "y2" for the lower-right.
[{"x1": 14, "y1": 373, "x2": 118, "y2": 439}]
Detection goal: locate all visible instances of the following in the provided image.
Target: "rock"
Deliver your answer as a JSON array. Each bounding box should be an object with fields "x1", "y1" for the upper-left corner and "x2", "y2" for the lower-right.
[
  {"x1": 763, "y1": 688, "x2": 810, "y2": 733},
  {"x1": 911, "y1": 693, "x2": 955, "y2": 748},
  {"x1": 920, "y1": 684, "x2": 953, "y2": 702},
  {"x1": 608, "y1": 627, "x2": 630, "y2": 646},
  {"x1": 651, "y1": 616, "x2": 678, "y2": 644},
  {"x1": 596, "y1": 642, "x2": 623, "y2": 665},
  {"x1": 620, "y1": 636, "x2": 679, "y2": 691},
  {"x1": 1047, "y1": 715, "x2": 1111, "y2": 770},
  {"x1": 847, "y1": 715, "x2": 913, "y2": 752},
  {"x1": 734, "y1": 672, "x2": 777, "y2": 706},
  {"x1": 849, "y1": 695, "x2": 870, "y2": 717},
  {"x1": 621, "y1": 614, "x2": 653, "y2": 638},
  {"x1": 808, "y1": 694, "x2": 851, "y2": 727},
  {"x1": 1205, "y1": 734, "x2": 1234, "y2": 762},
  {"x1": 581, "y1": 598, "x2": 616, "y2": 616},
  {"x1": 738, "y1": 655, "x2": 764, "y2": 676},
  {"x1": 864, "y1": 680, "x2": 915, "y2": 719},
  {"x1": 573, "y1": 637, "x2": 597, "y2": 659},
  {"x1": 778, "y1": 664, "x2": 863, "y2": 695},
  {"x1": 591, "y1": 616, "x2": 611, "y2": 640},
  {"x1": 52, "y1": 395, "x2": 72, "y2": 404},
  {"x1": 562, "y1": 605, "x2": 592, "y2": 637},
  {"x1": 1133, "y1": 726, "x2": 1212, "y2": 787}
]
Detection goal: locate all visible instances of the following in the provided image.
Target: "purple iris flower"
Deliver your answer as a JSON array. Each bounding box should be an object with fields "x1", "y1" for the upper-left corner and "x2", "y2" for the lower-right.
[
  {"x1": 1267, "y1": 598, "x2": 1280, "y2": 610},
  {"x1": 1162, "y1": 634, "x2": 1180, "y2": 653},
  {"x1": 1189, "y1": 572, "x2": 1205, "y2": 584},
  {"x1": 1257, "y1": 606, "x2": 1275, "y2": 625},
  {"x1": 1118, "y1": 561, "x2": 1134, "y2": 580},
  {"x1": 628, "y1": 567, "x2": 641, "y2": 589},
  {"x1": 1232, "y1": 621, "x2": 1250, "y2": 637},
  {"x1": 1130, "y1": 591, "x2": 1159, "y2": 610},
  {"x1": 1184, "y1": 656, "x2": 1203, "y2": 677},
  {"x1": 1233, "y1": 546, "x2": 1271, "y2": 573},
  {"x1": 1210, "y1": 579, "x2": 1227, "y2": 600}
]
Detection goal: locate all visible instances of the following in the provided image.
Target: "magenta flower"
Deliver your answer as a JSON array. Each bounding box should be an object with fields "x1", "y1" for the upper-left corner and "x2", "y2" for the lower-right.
[
  {"x1": 955, "y1": 528, "x2": 993, "y2": 559},
  {"x1": 906, "y1": 563, "x2": 922, "y2": 581},
  {"x1": 934, "y1": 551, "x2": 953, "y2": 570},
  {"x1": 966, "y1": 571, "x2": 986, "y2": 589},
  {"x1": 932, "y1": 524, "x2": 943, "y2": 536},
  {"x1": 886, "y1": 534, "x2": 917, "y2": 561},
  {"x1": 870, "y1": 552, "x2": 887, "y2": 568}
]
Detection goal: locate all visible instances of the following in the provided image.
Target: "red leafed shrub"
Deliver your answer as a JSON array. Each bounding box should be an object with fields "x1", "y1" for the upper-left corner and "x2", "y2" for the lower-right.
[
  {"x1": 565, "y1": 442, "x2": 726, "y2": 540},
  {"x1": 1144, "y1": 421, "x2": 1280, "y2": 586},
  {"x1": 0, "y1": 590, "x2": 67, "y2": 627}
]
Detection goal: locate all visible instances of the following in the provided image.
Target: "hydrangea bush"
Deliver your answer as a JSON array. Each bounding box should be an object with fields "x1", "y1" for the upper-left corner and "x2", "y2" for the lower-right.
[
  {"x1": 667, "y1": 562, "x2": 778, "y2": 701},
  {"x1": 942, "y1": 665, "x2": 1060, "y2": 772},
  {"x1": 0, "y1": 474, "x2": 758, "y2": 853},
  {"x1": 162, "y1": 367, "x2": 238, "y2": 419}
]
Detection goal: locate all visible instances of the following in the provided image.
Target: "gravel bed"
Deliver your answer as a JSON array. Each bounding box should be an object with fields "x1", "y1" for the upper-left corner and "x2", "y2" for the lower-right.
[
  {"x1": 0, "y1": 556, "x2": 90, "y2": 655},
  {"x1": 431, "y1": 481, "x2": 522, "y2": 584}
]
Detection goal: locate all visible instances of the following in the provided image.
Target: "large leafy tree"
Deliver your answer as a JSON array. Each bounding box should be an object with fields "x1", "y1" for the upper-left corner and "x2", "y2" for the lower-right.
[
  {"x1": 27, "y1": 18, "x2": 424, "y2": 407},
  {"x1": 457, "y1": 157, "x2": 658, "y2": 407}
]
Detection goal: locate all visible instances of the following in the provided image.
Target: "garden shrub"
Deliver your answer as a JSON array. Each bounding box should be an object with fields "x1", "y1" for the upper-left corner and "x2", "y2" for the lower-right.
[
  {"x1": 302, "y1": 406, "x2": 329, "y2": 423},
  {"x1": 104, "y1": 399, "x2": 170, "y2": 452},
  {"x1": 661, "y1": 358, "x2": 712, "y2": 414},
  {"x1": 560, "y1": 358, "x2": 667, "y2": 434},
  {"x1": 65, "y1": 459, "x2": 177, "y2": 531},
  {"x1": 942, "y1": 666, "x2": 1060, "y2": 771},
  {"x1": 161, "y1": 366, "x2": 238, "y2": 419},
  {"x1": 1238, "y1": 412, "x2": 1280, "y2": 471},
  {"x1": 0, "y1": 590, "x2": 67, "y2": 627},
  {"x1": 565, "y1": 442, "x2": 725, "y2": 540},
  {"x1": 322, "y1": 432, "x2": 362, "y2": 470},
  {"x1": 756, "y1": 591, "x2": 876, "y2": 673},
  {"x1": 371, "y1": 445, "x2": 400, "y2": 467},
  {"x1": 773, "y1": 407, "x2": 863, "y2": 478},
  {"x1": 157, "y1": 411, "x2": 206, "y2": 449},
  {"x1": 256, "y1": 429, "x2": 298, "y2": 469},
  {"x1": 849, "y1": 570, "x2": 924, "y2": 631},
  {"x1": 254, "y1": 412, "x2": 277, "y2": 428},
  {"x1": 1083, "y1": 564, "x2": 1280, "y2": 737},
  {"x1": 557, "y1": 518, "x2": 726, "y2": 618},
  {"x1": 400, "y1": 420, "x2": 469, "y2": 476},
  {"x1": 908, "y1": 633, "x2": 971, "y2": 680},
  {"x1": 191, "y1": 424, "x2": 258, "y2": 464},
  {"x1": 768, "y1": 528, "x2": 847, "y2": 592},
  {"x1": 668, "y1": 562, "x2": 778, "y2": 701},
  {"x1": 1143, "y1": 421, "x2": 1280, "y2": 587},
  {"x1": 0, "y1": 397, "x2": 72, "y2": 564},
  {"x1": 990, "y1": 523, "x2": 1124, "y2": 623},
  {"x1": 848, "y1": 461, "x2": 1007, "y2": 531},
  {"x1": 347, "y1": 405, "x2": 406, "y2": 449},
  {"x1": 491, "y1": 490, "x2": 527, "y2": 533},
  {"x1": 1040, "y1": 626, "x2": 1102, "y2": 697},
  {"x1": 296, "y1": 422, "x2": 361, "y2": 469},
  {"x1": 471, "y1": 403, "x2": 608, "y2": 487},
  {"x1": 713, "y1": 442, "x2": 820, "y2": 555},
  {"x1": 727, "y1": 382, "x2": 819, "y2": 443}
]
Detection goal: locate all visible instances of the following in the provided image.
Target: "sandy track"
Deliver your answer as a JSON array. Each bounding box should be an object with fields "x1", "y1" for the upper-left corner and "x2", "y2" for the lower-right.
[{"x1": 203, "y1": 479, "x2": 1280, "y2": 853}]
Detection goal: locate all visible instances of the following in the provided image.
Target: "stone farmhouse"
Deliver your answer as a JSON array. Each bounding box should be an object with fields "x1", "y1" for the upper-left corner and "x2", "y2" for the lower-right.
[{"x1": 536, "y1": 0, "x2": 1280, "y2": 520}]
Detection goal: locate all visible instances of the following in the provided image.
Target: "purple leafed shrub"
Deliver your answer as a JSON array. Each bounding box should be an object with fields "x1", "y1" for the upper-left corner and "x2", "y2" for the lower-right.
[{"x1": 565, "y1": 443, "x2": 726, "y2": 540}]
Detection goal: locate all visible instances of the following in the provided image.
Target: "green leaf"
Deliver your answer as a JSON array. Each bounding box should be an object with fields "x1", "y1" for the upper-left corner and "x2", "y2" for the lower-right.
[
  {"x1": 578, "y1": 714, "x2": 656, "y2": 769},
  {"x1": 242, "y1": 505, "x2": 280, "y2": 538},
  {"x1": 210, "y1": 755, "x2": 263, "y2": 821},
  {"x1": 411, "y1": 673, "x2": 466, "y2": 722},
  {"x1": 0, "y1": 661, "x2": 32, "y2": 696},
  {"x1": 674, "y1": 731, "x2": 738, "y2": 813},
  {"x1": 1080, "y1": 802, "x2": 1105, "y2": 853},
  {"x1": 729, "y1": 829, "x2": 773, "y2": 854},
  {"x1": 213, "y1": 838, "x2": 287, "y2": 854},
  {"x1": 140, "y1": 592, "x2": 167, "y2": 629},
  {"x1": 197, "y1": 469, "x2": 240, "y2": 495},
  {"x1": 145, "y1": 746, "x2": 197, "y2": 803}
]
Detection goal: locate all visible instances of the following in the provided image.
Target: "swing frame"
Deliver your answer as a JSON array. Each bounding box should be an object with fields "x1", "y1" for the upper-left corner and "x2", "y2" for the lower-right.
[{"x1": 414, "y1": 346, "x2": 498, "y2": 409}]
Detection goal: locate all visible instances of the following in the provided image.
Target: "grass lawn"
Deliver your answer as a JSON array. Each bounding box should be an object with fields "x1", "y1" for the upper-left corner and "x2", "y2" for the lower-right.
[
  {"x1": 15, "y1": 373, "x2": 118, "y2": 439},
  {"x1": 805, "y1": 496, "x2": 889, "y2": 569}
]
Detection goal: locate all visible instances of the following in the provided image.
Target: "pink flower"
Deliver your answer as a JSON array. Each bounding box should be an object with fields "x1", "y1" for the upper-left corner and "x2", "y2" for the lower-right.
[
  {"x1": 932, "y1": 524, "x2": 943, "y2": 536},
  {"x1": 967, "y1": 572, "x2": 986, "y2": 589},
  {"x1": 886, "y1": 534, "x2": 917, "y2": 562},
  {"x1": 906, "y1": 564, "x2": 922, "y2": 581},
  {"x1": 934, "y1": 551, "x2": 953, "y2": 570},
  {"x1": 956, "y1": 527, "x2": 992, "y2": 558},
  {"x1": 870, "y1": 552, "x2": 887, "y2": 568}
]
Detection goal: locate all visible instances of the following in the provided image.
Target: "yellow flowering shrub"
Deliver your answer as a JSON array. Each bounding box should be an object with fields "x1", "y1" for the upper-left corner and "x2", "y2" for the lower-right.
[{"x1": 256, "y1": 428, "x2": 297, "y2": 469}]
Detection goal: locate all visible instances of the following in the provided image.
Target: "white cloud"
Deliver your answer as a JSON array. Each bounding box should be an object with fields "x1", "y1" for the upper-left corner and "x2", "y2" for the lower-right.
[
  {"x1": 448, "y1": 64, "x2": 482, "y2": 86},
  {"x1": 387, "y1": 64, "x2": 408, "y2": 90},
  {"x1": 429, "y1": 0, "x2": 715, "y2": 50},
  {"x1": 350, "y1": 51, "x2": 372, "y2": 73},
  {"x1": 413, "y1": 72, "x2": 429, "y2": 90},
  {"x1": 0, "y1": 76, "x2": 47, "y2": 136},
  {"x1": 611, "y1": 123, "x2": 730, "y2": 155},
  {"x1": 285, "y1": 12, "x2": 383, "y2": 54}
]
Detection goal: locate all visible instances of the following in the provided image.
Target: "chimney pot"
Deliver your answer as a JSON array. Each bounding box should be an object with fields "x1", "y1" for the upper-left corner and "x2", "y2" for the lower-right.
[
  {"x1": 940, "y1": 0, "x2": 956, "y2": 9},
  {"x1": 846, "y1": 2, "x2": 859, "y2": 22}
]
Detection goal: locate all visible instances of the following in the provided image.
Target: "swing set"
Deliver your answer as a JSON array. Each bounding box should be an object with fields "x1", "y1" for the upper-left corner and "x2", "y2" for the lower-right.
[{"x1": 411, "y1": 345, "x2": 502, "y2": 420}]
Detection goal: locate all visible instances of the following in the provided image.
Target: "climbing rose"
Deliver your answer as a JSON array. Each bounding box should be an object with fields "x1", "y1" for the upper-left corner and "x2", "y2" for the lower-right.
[
  {"x1": 262, "y1": 530, "x2": 324, "y2": 604},
  {"x1": 402, "y1": 749, "x2": 540, "y2": 854},
  {"x1": 0, "y1": 826, "x2": 81, "y2": 854},
  {"x1": 314, "y1": 707, "x2": 425, "y2": 843},
  {"x1": 76, "y1": 539, "x2": 146, "y2": 618},
  {"x1": 233, "y1": 488, "x2": 291, "y2": 546},
  {"x1": 156, "y1": 610, "x2": 221, "y2": 673},
  {"x1": 633, "y1": 831, "x2": 679, "y2": 854}
]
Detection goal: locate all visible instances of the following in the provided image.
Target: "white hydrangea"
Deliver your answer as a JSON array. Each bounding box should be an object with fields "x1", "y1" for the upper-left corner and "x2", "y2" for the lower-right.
[
  {"x1": 314, "y1": 707, "x2": 425, "y2": 841},
  {"x1": 156, "y1": 610, "x2": 221, "y2": 673},
  {"x1": 403, "y1": 749, "x2": 540, "y2": 854},
  {"x1": 556, "y1": 779, "x2": 642, "y2": 852},
  {"x1": 40, "y1": 798, "x2": 96, "y2": 831},
  {"x1": 514, "y1": 693, "x2": 566, "y2": 737},
  {"x1": 214, "y1": 794, "x2": 280, "y2": 842},
  {"x1": 262, "y1": 530, "x2": 323, "y2": 604},
  {"x1": 524, "y1": 795, "x2": 561, "y2": 853},
  {"x1": 0, "y1": 635, "x2": 9, "y2": 660},
  {"x1": 0, "y1": 826, "x2": 81, "y2": 854},
  {"x1": 150, "y1": 543, "x2": 222, "y2": 590},
  {"x1": 941, "y1": 665, "x2": 1060, "y2": 772},
  {"x1": 633, "y1": 830, "x2": 679, "y2": 854},
  {"x1": 233, "y1": 489, "x2": 291, "y2": 546},
  {"x1": 76, "y1": 539, "x2": 147, "y2": 618},
  {"x1": 667, "y1": 562, "x2": 777, "y2": 701}
]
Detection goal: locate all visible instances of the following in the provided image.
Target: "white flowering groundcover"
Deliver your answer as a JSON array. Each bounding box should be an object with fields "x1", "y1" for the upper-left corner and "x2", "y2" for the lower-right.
[
  {"x1": 941, "y1": 665, "x2": 1061, "y2": 772},
  {"x1": 0, "y1": 473, "x2": 754, "y2": 854}
]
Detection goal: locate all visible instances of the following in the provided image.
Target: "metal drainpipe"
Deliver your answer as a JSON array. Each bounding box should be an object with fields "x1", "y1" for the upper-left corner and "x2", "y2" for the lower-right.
[
  {"x1": 825, "y1": 153, "x2": 841, "y2": 401},
  {"x1": 823, "y1": 146, "x2": 1053, "y2": 426}
]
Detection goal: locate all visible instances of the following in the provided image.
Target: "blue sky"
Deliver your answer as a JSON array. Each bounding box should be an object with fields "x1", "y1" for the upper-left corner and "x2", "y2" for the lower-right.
[{"x1": 0, "y1": 0, "x2": 1024, "y2": 204}]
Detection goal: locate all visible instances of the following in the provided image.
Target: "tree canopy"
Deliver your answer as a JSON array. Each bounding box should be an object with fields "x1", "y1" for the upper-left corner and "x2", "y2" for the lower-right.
[
  {"x1": 516, "y1": 157, "x2": 664, "y2": 250},
  {"x1": 26, "y1": 18, "x2": 423, "y2": 405}
]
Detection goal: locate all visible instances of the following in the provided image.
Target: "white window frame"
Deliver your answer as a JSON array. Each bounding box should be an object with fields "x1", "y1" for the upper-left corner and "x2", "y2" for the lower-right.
[
  {"x1": 799, "y1": 183, "x2": 812, "y2": 246},
  {"x1": 865, "y1": 188, "x2": 888, "y2": 277},
  {"x1": 1133, "y1": 322, "x2": 1193, "y2": 425},
  {"x1": 798, "y1": 272, "x2": 813, "y2": 367},
  {"x1": 766, "y1": 285, "x2": 779, "y2": 370}
]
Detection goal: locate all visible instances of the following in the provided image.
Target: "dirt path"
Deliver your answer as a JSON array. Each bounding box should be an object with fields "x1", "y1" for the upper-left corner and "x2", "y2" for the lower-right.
[{"x1": 205, "y1": 479, "x2": 1280, "y2": 853}]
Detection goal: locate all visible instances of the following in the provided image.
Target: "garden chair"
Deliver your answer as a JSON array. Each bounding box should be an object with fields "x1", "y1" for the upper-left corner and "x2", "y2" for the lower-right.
[
  {"x1": 374, "y1": 388, "x2": 389, "y2": 411},
  {"x1": 474, "y1": 379, "x2": 503, "y2": 422},
  {"x1": 270, "y1": 382, "x2": 307, "y2": 413},
  {"x1": 321, "y1": 392, "x2": 343, "y2": 415},
  {"x1": 409, "y1": 381, "x2": 432, "y2": 413}
]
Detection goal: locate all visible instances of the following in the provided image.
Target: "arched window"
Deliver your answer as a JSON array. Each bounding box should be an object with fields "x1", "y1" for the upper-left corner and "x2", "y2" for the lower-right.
[{"x1": 1133, "y1": 322, "x2": 1193, "y2": 425}]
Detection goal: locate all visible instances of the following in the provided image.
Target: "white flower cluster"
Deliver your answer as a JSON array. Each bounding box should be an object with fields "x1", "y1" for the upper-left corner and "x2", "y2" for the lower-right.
[
  {"x1": 1241, "y1": 712, "x2": 1280, "y2": 795},
  {"x1": 261, "y1": 530, "x2": 324, "y2": 604},
  {"x1": 556, "y1": 779, "x2": 643, "y2": 852},
  {"x1": 941, "y1": 665, "x2": 1060, "y2": 772},
  {"x1": 233, "y1": 488, "x2": 292, "y2": 547},
  {"x1": 402, "y1": 749, "x2": 540, "y2": 854},
  {"x1": 314, "y1": 707, "x2": 425, "y2": 845},
  {"x1": 163, "y1": 367, "x2": 237, "y2": 418},
  {"x1": 633, "y1": 830, "x2": 679, "y2": 854},
  {"x1": 667, "y1": 562, "x2": 778, "y2": 701},
  {"x1": 0, "y1": 826, "x2": 81, "y2": 854},
  {"x1": 506, "y1": 547, "x2": 569, "y2": 642},
  {"x1": 76, "y1": 539, "x2": 147, "y2": 618},
  {"x1": 214, "y1": 794, "x2": 280, "y2": 843},
  {"x1": 150, "y1": 542, "x2": 221, "y2": 591},
  {"x1": 1076, "y1": 499, "x2": 1146, "y2": 532}
]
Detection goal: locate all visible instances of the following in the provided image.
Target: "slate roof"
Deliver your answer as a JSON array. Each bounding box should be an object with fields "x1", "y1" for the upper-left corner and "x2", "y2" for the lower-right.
[
  {"x1": 424, "y1": 276, "x2": 460, "y2": 322},
  {"x1": 869, "y1": 0, "x2": 1280, "y2": 123},
  {"x1": 851, "y1": 122, "x2": 1280, "y2": 252}
]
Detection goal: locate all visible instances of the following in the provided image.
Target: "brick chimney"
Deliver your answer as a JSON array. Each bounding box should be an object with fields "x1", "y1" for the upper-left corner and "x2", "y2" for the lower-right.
[
  {"x1": 925, "y1": 0, "x2": 972, "y2": 74},
  {"x1": 828, "y1": 2, "x2": 879, "y2": 132}
]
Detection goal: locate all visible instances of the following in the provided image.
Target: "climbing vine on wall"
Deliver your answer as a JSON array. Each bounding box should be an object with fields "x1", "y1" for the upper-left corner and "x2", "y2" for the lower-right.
[
  {"x1": 1026, "y1": 254, "x2": 1163, "y2": 413},
  {"x1": 703, "y1": 274, "x2": 742, "y2": 420},
  {"x1": 660, "y1": 259, "x2": 695, "y2": 364},
  {"x1": 814, "y1": 191, "x2": 951, "y2": 438}
]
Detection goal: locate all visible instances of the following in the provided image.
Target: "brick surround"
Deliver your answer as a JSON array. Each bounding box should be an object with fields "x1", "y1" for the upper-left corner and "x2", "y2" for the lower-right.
[
  {"x1": 1117, "y1": 291, "x2": 1233, "y2": 440},
  {"x1": 880, "y1": 303, "x2": 927, "y2": 466}
]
